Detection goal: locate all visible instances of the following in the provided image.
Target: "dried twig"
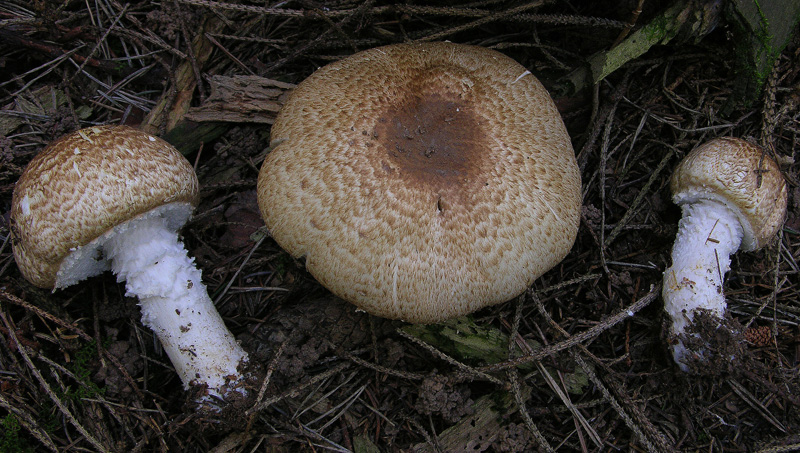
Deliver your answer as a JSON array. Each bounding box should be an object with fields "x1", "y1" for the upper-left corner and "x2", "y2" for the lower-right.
[
  {"x1": 481, "y1": 285, "x2": 660, "y2": 372},
  {"x1": 0, "y1": 311, "x2": 111, "y2": 452}
]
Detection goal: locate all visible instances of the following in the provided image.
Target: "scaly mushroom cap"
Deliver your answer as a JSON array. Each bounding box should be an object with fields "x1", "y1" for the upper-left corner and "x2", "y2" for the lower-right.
[
  {"x1": 12, "y1": 125, "x2": 199, "y2": 289},
  {"x1": 671, "y1": 137, "x2": 788, "y2": 252},
  {"x1": 258, "y1": 42, "x2": 581, "y2": 323}
]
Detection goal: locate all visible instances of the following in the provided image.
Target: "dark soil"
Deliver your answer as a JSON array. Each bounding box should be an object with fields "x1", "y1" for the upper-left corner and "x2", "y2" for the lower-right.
[{"x1": 1, "y1": 1, "x2": 799, "y2": 452}]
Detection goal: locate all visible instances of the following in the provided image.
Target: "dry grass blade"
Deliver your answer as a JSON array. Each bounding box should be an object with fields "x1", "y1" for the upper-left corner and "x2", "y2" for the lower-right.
[
  {"x1": 0, "y1": 392, "x2": 58, "y2": 452},
  {"x1": 571, "y1": 353, "x2": 669, "y2": 453},
  {"x1": 308, "y1": 382, "x2": 366, "y2": 432},
  {"x1": 0, "y1": 311, "x2": 111, "y2": 452},
  {"x1": 603, "y1": 148, "x2": 673, "y2": 246},
  {"x1": 215, "y1": 233, "x2": 266, "y2": 303},
  {"x1": 482, "y1": 284, "x2": 660, "y2": 372},
  {"x1": 756, "y1": 440, "x2": 800, "y2": 453},
  {"x1": 248, "y1": 333, "x2": 289, "y2": 429},
  {"x1": 533, "y1": 360, "x2": 602, "y2": 449},
  {"x1": 509, "y1": 296, "x2": 602, "y2": 449},
  {"x1": 176, "y1": 0, "x2": 317, "y2": 17},
  {"x1": 396, "y1": 327, "x2": 504, "y2": 385},
  {"x1": 414, "y1": 1, "x2": 545, "y2": 42},
  {"x1": 507, "y1": 369, "x2": 554, "y2": 452},
  {"x1": 728, "y1": 378, "x2": 786, "y2": 432},
  {"x1": 1, "y1": 47, "x2": 81, "y2": 96},
  {"x1": 0, "y1": 290, "x2": 145, "y2": 401},
  {"x1": 530, "y1": 290, "x2": 674, "y2": 452},
  {"x1": 337, "y1": 346, "x2": 427, "y2": 381},
  {"x1": 247, "y1": 363, "x2": 350, "y2": 414},
  {"x1": 66, "y1": 4, "x2": 128, "y2": 85}
]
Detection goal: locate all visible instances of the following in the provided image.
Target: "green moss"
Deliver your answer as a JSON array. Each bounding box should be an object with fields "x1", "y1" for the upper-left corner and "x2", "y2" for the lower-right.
[
  {"x1": 724, "y1": 0, "x2": 800, "y2": 110},
  {"x1": 750, "y1": 0, "x2": 779, "y2": 86},
  {"x1": 403, "y1": 317, "x2": 512, "y2": 365},
  {"x1": 64, "y1": 340, "x2": 107, "y2": 402},
  {"x1": 272, "y1": 253, "x2": 294, "y2": 279},
  {"x1": 642, "y1": 13, "x2": 678, "y2": 43},
  {"x1": 18, "y1": 340, "x2": 110, "y2": 447},
  {"x1": 0, "y1": 415, "x2": 33, "y2": 453}
]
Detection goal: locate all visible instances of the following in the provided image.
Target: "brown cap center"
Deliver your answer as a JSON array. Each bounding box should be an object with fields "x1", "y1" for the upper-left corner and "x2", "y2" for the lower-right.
[{"x1": 371, "y1": 59, "x2": 491, "y2": 197}]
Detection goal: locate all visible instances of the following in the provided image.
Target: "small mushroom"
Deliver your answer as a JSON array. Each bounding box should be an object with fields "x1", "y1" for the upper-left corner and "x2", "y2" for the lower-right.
[
  {"x1": 11, "y1": 125, "x2": 249, "y2": 405},
  {"x1": 257, "y1": 42, "x2": 581, "y2": 323},
  {"x1": 662, "y1": 137, "x2": 787, "y2": 371}
]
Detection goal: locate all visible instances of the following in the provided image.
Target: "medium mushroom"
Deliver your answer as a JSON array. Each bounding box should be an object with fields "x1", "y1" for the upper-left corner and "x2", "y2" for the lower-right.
[
  {"x1": 662, "y1": 137, "x2": 787, "y2": 371},
  {"x1": 257, "y1": 42, "x2": 581, "y2": 323},
  {"x1": 11, "y1": 125, "x2": 249, "y2": 404}
]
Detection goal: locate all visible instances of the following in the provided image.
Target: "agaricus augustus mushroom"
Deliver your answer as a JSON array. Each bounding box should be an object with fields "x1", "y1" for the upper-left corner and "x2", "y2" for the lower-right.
[
  {"x1": 11, "y1": 125, "x2": 249, "y2": 404},
  {"x1": 257, "y1": 42, "x2": 581, "y2": 323},
  {"x1": 662, "y1": 137, "x2": 787, "y2": 371}
]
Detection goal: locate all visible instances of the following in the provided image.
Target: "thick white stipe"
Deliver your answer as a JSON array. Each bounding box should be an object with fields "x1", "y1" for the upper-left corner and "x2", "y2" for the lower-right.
[
  {"x1": 662, "y1": 199, "x2": 742, "y2": 370},
  {"x1": 103, "y1": 211, "x2": 248, "y2": 400}
]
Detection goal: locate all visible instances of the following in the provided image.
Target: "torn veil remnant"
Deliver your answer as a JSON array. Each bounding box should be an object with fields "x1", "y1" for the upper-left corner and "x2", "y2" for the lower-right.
[
  {"x1": 257, "y1": 42, "x2": 581, "y2": 324},
  {"x1": 11, "y1": 125, "x2": 249, "y2": 407},
  {"x1": 662, "y1": 137, "x2": 787, "y2": 371}
]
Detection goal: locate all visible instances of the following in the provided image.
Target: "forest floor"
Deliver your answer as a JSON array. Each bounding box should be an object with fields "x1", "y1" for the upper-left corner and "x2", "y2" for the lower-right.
[{"x1": 1, "y1": 1, "x2": 799, "y2": 452}]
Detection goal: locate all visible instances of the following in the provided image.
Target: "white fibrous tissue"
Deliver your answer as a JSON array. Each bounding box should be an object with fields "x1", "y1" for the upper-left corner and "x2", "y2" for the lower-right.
[
  {"x1": 662, "y1": 198, "x2": 743, "y2": 368},
  {"x1": 55, "y1": 203, "x2": 193, "y2": 289},
  {"x1": 68, "y1": 203, "x2": 247, "y2": 397},
  {"x1": 106, "y1": 215, "x2": 201, "y2": 313}
]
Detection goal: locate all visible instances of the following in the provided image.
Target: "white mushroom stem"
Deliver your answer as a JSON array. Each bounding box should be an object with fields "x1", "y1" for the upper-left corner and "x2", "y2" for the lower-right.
[
  {"x1": 103, "y1": 213, "x2": 248, "y2": 400},
  {"x1": 662, "y1": 198, "x2": 743, "y2": 370}
]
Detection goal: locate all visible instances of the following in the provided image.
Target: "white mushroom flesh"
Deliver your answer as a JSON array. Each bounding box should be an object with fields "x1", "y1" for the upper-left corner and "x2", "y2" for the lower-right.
[{"x1": 65, "y1": 203, "x2": 249, "y2": 400}]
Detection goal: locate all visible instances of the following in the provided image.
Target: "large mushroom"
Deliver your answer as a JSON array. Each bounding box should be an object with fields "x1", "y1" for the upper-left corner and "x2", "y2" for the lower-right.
[
  {"x1": 257, "y1": 42, "x2": 581, "y2": 323},
  {"x1": 662, "y1": 137, "x2": 787, "y2": 371},
  {"x1": 11, "y1": 125, "x2": 249, "y2": 405}
]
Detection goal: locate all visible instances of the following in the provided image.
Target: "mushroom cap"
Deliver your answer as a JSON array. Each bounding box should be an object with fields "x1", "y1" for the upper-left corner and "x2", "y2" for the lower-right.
[
  {"x1": 11, "y1": 125, "x2": 199, "y2": 289},
  {"x1": 257, "y1": 42, "x2": 581, "y2": 323},
  {"x1": 671, "y1": 137, "x2": 788, "y2": 252}
]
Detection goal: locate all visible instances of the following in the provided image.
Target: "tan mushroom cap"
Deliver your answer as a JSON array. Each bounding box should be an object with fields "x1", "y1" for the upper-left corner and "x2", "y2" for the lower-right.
[
  {"x1": 12, "y1": 125, "x2": 199, "y2": 289},
  {"x1": 257, "y1": 42, "x2": 581, "y2": 323},
  {"x1": 671, "y1": 137, "x2": 788, "y2": 252}
]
